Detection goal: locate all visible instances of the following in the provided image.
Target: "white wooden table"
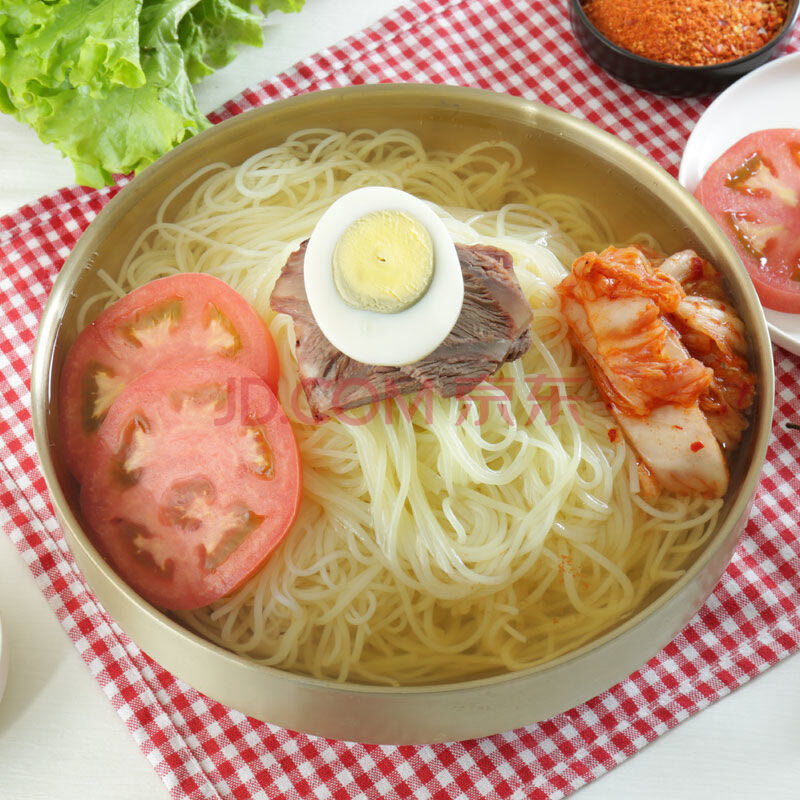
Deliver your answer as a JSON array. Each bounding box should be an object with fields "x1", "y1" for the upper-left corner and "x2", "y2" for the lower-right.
[{"x1": 1, "y1": 1, "x2": 798, "y2": 797}]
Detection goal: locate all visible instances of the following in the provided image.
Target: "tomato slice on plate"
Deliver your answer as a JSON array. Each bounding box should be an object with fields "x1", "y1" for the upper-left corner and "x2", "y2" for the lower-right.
[
  {"x1": 60, "y1": 273, "x2": 279, "y2": 481},
  {"x1": 694, "y1": 129, "x2": 800, "y2": 314},
  {"x1": 80, "y1": 360, "x2": 301, "y2": 611}
]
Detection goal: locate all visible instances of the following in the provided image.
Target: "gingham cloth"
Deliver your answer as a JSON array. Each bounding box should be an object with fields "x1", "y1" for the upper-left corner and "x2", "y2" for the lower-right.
[{"x1": 2, "y1": 1, "x2": 799, "y2": 798}]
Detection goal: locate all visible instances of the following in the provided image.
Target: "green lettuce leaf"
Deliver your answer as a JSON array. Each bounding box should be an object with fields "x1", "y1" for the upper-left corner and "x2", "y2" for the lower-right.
[
  {"x1": 251, "y1": 1, "x2": 306, "y2": 12},
  {"x1": 1, "y1": 0, "x2": 209, "y2": 186},
  {"x1": 179, "y1": 0, "x2": 265, "y2": 84},
  {"x1": 0, "y1": 0, "x2": 146, "y2": 96},
  {"x1": 0, "y1": 0, "x2": 305, "y2": 188}
]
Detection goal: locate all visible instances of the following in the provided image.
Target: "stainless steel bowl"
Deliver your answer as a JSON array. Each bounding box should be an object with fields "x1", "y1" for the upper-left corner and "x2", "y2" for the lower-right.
[{"x1": 31, "y1": 84, "x2": 774, "y2": 744}]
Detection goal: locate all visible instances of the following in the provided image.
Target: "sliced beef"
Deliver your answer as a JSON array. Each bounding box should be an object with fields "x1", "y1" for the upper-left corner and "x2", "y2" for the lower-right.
[{"x1": 270, "y1": 241, "x2": 533, "y2": 419}]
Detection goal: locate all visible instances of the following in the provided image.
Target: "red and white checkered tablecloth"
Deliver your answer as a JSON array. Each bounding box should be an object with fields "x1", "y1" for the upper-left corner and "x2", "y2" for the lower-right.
[{"x1": 2, "y1": 1, "x2": 800, "y2": 798}]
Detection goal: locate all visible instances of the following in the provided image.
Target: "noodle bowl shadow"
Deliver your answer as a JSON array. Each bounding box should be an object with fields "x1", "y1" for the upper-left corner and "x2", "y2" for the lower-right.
[{"x1": 31, "y1": 84, "x2": 774, "y2": 744}]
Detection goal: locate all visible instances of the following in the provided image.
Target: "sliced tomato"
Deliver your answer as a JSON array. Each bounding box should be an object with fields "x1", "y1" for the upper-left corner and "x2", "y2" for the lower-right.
[
  {"x1": 60, "y1": 273, "x2": 279, "y2": 481},
  {"x1": 80, "y1": 360, "x2": 301, "y2": 610},
  {"x1": 694, "y1": 129, "x2": 800, "y2": 314}
]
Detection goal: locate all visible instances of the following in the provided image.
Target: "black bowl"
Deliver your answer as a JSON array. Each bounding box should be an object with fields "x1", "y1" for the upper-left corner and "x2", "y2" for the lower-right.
[{"x1": 569, "y1": 0, "x2": 800, "y2": 97}]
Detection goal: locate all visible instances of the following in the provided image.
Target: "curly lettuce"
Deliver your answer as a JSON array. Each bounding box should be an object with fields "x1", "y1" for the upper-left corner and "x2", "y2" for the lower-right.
[{"x1": 0, "y1": 0, "x2": 305, "y2": 187}]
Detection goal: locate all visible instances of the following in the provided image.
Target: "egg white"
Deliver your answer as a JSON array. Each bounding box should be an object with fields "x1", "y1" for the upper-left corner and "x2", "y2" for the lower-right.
[{"x1": 303, "y1": 187, "x2": 464, "y2": 366}]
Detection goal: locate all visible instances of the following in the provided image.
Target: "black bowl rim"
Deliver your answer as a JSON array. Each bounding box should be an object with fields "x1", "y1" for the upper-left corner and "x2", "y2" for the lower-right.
[{"x1": 571, "y1": 0, "x2": 800, "y2": 74}]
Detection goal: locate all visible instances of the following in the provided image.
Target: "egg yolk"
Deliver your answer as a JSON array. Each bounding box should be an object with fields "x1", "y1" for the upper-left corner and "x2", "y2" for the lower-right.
[{"x1": 332, "y1": 210, "x2": 434, "y2": 313}]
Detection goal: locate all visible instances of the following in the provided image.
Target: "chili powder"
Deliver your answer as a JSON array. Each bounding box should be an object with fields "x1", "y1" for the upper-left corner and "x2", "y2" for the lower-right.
[{"x1": 582, "y1": 0, "x2": 790, "y2": 66}]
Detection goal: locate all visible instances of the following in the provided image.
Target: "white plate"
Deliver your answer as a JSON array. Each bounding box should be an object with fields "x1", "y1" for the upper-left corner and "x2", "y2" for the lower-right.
[{"x1": 679, "y1": 52, "x2": 800, "y2": 356}]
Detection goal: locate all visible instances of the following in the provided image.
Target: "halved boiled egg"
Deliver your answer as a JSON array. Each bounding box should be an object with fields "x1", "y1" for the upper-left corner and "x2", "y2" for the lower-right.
[{"x1": 303, "y1": 187, "x2": 464, "y2": 366}]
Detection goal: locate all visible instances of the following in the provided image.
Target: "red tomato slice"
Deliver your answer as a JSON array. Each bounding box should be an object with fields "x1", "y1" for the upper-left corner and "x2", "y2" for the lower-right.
[
  {"x1": 80, "y1": 360, "x2": 301, "y2": 611},
  {"x1": 694, "y1": 129, "x2": 800, "y2": 314},
  {"x1": 60, "y1": 273, "x2": 279, "y2": 481}
]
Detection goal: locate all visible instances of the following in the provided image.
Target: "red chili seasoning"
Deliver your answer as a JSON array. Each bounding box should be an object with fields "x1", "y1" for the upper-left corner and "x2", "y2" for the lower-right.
[
  {"x1": 690, "y1": 441, "x2": 705, "y2": 452},
  {"x1": 582, "y1": 0, "x2": 790, "y2": 66},
  {"x1": 608, "y1": 427, "x2": 618, "y2": 442}
]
